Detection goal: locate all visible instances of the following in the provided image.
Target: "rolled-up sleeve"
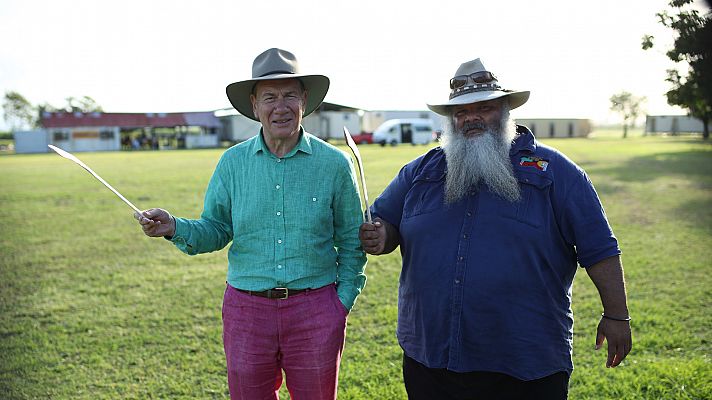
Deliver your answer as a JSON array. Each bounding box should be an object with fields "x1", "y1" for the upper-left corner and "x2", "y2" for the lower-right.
[
  {"x1": 370, "y1": 164, "x2": 414, "y2": 230},
  {"x1": 560, "y1": 172, "x2": 620, "y2": 268}
]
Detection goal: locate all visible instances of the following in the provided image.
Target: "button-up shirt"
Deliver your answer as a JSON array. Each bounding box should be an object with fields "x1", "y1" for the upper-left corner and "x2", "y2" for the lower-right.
[
  {"x1": 371, "y1": 127, "x2": 620, "y2": 379},
  {"x1": 171, "y1": 129, "x2": 367, "y2": 310}
]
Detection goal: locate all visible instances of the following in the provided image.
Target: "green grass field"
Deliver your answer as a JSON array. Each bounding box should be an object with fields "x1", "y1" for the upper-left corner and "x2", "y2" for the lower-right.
[{"x1": 1, "y1": 134, "x2": 711, "y2": 399}]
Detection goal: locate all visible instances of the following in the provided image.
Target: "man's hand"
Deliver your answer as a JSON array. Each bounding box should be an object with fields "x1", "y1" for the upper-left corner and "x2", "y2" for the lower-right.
[
  {"x1": 595, "y1": 317, "x2": 632, "y2": 368},
  {"x1": 586, "y1": 255, "x2": 632, "y2": 368},
  {"x1": 134, "y1": 208, "x2": 176, "y2": 238},
  {"x1": 359, "y1": 218, "x2": 388, "y2": 255}
]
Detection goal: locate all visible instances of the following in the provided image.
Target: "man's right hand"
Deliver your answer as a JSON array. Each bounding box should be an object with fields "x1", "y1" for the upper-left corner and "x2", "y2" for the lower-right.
[
  {"x1": 134, "y1": 208, "x2": 176, "y2": 238},
  {"x1": 359, "y1": 218, "x2": 388, "y2": 255}
]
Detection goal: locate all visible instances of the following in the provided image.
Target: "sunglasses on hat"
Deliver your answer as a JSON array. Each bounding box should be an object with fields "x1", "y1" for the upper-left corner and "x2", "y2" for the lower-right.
[{"x1": 449, "y1": 71, "x2": 498, "y2": 90}]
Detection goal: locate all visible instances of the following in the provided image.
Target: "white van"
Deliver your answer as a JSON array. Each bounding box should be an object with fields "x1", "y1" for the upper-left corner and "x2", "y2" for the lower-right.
[{"x1": 372, "y1": 118, "x2": 436, "y2": 146}]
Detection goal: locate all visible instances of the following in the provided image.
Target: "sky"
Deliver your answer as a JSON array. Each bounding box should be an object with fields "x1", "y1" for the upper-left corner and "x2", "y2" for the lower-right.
[{"x1": 0, "y1": 0, "x2": 705, "y2": 131}]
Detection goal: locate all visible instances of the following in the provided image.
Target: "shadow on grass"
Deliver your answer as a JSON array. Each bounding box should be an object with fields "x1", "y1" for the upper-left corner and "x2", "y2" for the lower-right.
[
  {"x1": 590, "y1": 148, "x2": 712, "y2": 232},
  {"x1": 673, "y1": 197, "x2": 712, "y2": 236},
  {"x1": 593, "y1": 149, "x2": 712, "y2": 185}
]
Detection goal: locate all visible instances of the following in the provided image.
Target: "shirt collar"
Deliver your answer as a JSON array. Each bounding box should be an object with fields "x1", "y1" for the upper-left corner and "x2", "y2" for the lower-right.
[
  {"x1": 510, "y1": 124, "x2": 537, "y2": 155},
  {"x1": 251, "y1": 127, "x2": 313, "y2": 157}
]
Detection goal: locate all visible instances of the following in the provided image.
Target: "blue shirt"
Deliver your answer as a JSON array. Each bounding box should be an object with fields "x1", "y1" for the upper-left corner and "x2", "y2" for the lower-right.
[
  {"x1": 170, "y1": 129, "x2": 367, "y2": 310},
  {"x1": 371, "y1": 127, "x2": 620, "y2": 379}
]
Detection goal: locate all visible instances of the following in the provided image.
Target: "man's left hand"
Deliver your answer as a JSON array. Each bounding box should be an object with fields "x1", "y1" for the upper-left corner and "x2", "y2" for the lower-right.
[{"x1": 595, "y1": 317, "x2": 632, "y2": 368}]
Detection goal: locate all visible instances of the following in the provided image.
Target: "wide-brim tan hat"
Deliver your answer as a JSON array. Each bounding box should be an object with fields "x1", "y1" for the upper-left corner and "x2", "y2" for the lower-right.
[
  {"x1": 427, "y1": 58, "x2": 529, "y2": 116},
  {"x1": 226, "y1": 48, "x2": 330, "y2": 121}
]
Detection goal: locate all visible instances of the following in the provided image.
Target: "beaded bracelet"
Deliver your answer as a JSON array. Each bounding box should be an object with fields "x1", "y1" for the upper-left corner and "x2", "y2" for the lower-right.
[{"x1": 601, "y1": 313, "x2": 631, "y2": 322}]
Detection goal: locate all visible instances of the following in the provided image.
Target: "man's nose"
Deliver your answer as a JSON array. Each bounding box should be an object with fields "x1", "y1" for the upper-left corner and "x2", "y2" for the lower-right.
[
  {"x1": 462, "y1": 110, "x2": 482, "y2": 123},
  {"x1": 273, "y1": 97, "x2": 291, "y2": 110}
]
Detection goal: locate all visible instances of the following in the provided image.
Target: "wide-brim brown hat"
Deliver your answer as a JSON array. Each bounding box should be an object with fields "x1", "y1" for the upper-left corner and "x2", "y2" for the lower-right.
[
  {"x1": 427, "y1": 58, "x2": 529, "y2": 116},
  {"x1": 226, "y1": 48, "x2": 330, "y2": 121}
]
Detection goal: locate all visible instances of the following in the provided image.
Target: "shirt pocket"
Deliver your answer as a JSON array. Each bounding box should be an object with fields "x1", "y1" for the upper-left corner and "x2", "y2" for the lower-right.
[
  {"x1": 499, "y1": 171, "x2": 552, "y2": 228},
  {"x1": 403, "y1": 170, "x2": 446, "y2": 219},
  {"x1": 306, "y1": 190, "x2": 334, "y2": 226}
]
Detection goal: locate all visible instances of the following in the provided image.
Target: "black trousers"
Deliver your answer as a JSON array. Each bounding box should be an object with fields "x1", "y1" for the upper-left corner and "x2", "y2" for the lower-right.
[{"x1": 403, "y1": 354, "x2": 569, "y2": 400}]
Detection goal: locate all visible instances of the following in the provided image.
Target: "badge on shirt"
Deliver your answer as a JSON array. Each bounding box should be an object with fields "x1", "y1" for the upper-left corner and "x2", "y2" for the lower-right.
[{"x1": 519, "y1": 156, "x2": 549, "y2": 171}]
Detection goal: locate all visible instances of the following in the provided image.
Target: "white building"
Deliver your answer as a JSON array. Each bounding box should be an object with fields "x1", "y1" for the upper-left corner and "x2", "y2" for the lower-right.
[
  {"x1": 13, "y1": 130, "x2": 52, "y2": 153},
  {"x1": 645, "y1": 115, "x2": 707, "y2": 135},
  {"x1": 515, "y1": 118, "x2": 593, "y2": 138}
]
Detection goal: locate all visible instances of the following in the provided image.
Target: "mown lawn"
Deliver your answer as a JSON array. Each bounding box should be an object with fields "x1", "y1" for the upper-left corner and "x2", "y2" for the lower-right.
[{"x1": 1, "y1": 134, "x2": 710, "y2": 399}]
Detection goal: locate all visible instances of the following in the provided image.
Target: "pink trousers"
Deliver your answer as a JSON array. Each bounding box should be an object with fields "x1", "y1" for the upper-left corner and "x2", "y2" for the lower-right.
[{"x1": 222, "y1": 283, "x2": 348, "y2": 400}]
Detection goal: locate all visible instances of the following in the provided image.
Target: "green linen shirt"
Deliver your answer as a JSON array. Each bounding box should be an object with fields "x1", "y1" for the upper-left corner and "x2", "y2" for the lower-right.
[{"x1": 170, "y1": 129, "x2": 367, "y2": 310}]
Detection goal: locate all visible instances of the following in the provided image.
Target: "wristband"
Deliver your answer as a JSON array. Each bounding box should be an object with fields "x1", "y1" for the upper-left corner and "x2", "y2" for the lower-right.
[{"x1": 601, "y1": 313, "x2": 631, "y2": 322}]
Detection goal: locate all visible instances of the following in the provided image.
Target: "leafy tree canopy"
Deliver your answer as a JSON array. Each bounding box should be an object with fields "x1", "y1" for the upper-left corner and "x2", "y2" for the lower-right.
[
  {"x1": 642, "y1": 0, "x2": 712, "y2": 139},
  {"x1": 2, "y1": 91, "x2": 36, "y2": 130}
]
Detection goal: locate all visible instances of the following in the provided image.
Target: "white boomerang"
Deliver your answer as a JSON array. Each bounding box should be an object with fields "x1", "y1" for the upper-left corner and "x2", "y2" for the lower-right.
[
  {"x1": 342, "y1": 127, "x2": 372, "y2": 223},
  {"x1": 48, "y1": 144, "x2": 142, "y2": 215}
]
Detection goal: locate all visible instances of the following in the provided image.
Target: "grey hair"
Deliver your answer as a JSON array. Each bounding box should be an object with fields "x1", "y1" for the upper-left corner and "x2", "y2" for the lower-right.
[{"x1": 440, "y1": 97, "x2": 520, "y2": 204}]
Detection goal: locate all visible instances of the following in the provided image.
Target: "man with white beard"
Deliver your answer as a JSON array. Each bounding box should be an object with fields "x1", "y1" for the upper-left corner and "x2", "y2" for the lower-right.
[{"x1": 359, "y1": 58, "x2": 631, "y2": 400}]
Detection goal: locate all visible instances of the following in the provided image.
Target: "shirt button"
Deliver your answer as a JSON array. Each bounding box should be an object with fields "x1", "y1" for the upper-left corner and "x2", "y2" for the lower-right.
[
  {"x1": 277, "y1": 239, "x2": 282, "y2": 244},
  {"x1": 276, "y1": 211, "x2": 281, "y2": 216},
  {"x1": 467, "y1": 212, "x2": 473, "y2": 217},
  {"x1": 463, "y1": 234, "x2": 468, "y2": 239},
  {"x1": 455, "y1": 279, "x2": 461, "y2": 284},
  {"x1": 275, "y1": 184, "x2": 280, "y2": 189},
  {"x1": 458, "y1": 256, "x2": 464, "y2": 261},
  {"x1": 312, "y1": 197, "x2": 317, "y2": 201},
  {"x1": 276, "y1": 159, "x2": 282, "y2": 163},
  {"x1": 277, "y1": 265, "x2": 283, "y2": 269}
]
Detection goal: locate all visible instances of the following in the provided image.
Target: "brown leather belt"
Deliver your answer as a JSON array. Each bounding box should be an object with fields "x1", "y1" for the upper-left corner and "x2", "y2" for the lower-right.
[{"x1": 234, "y1": 287, "x2": 310, "y2": 300}]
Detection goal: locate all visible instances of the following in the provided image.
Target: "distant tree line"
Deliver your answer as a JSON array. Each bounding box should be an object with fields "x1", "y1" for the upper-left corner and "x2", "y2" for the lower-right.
[{"x1": 2, "y1": 91, "x2": 103, "y2": 131}]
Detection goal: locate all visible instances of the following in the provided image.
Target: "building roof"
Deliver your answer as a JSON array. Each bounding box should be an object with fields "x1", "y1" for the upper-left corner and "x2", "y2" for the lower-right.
[
  {"x1": 41, "y1": 111, "x2": 221, "y2": 129},
  {"x1": 316, "y1": 102, "x2": 361, "y2": 112},
  {"x1": 183, "y1": 112, "x2": 222, "y2": 127}
]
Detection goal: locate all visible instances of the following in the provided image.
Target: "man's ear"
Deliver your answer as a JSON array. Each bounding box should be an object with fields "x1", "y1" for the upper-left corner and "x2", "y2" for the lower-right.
[
  {"x1": 250, "y1": 94, "x2": 258, "y2": 116},
  {"x1": 301, "y1": 90, "x2": 309, "y2": 116}
]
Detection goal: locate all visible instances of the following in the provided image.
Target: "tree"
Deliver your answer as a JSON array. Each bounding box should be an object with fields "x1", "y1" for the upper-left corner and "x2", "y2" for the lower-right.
[
  {"x1": 2, "y1": 92, "x2": 104, "y2": 130},
  {"x1": 2, "y1": 91, "x2": 36, "y2": 130},
  {"x1": 642, "y1": 0, "x2": 712, "y2": 139},
  {"x1": 63, "y1": 96, "x2": 103, "y2": 113},
  {"x1": 610, "y1": 91, "x2": 646, "y2": 138},
  {"x1": 15, "y1": 93, "x2": 105, "y2": 128}
]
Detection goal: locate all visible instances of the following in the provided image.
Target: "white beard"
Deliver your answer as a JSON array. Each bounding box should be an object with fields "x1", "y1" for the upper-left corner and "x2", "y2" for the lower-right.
[{"x1": 440, "y1": 113, "x2": 521, "y2": 204}]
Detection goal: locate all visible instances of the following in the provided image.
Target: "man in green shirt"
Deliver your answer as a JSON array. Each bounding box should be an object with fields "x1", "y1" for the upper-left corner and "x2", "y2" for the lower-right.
[{"x1": 136, "y1": 48, "x2": 367, "y2": 400}]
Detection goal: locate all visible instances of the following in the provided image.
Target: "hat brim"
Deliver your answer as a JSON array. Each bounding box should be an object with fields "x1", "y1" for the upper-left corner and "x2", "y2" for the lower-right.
[
  {"x1": 226, "y1": 74, "x2": 330, "y2": 121},
  {"x1": 427, "y1": 90, "x2": 530, "y2": 116}
]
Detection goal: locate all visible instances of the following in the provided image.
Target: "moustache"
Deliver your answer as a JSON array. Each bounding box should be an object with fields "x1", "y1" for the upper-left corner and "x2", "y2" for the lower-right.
[{"x1": 460, "y1": 121, "x2": 487, "y2": 134}]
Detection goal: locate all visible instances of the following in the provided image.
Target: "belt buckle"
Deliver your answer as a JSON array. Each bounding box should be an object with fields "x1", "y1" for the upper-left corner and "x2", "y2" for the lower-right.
[{"x1": 274, "y1": 287, "x2": 288, "y2": 300}]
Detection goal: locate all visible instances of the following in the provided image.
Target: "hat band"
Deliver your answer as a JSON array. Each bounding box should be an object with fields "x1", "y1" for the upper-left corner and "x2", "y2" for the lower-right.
[
  {"x1": 449, "y1": 83, "x2": 505, "y2": 100},
  {"x1": 258, "y1": 70, "x2": 295, "y2": 77}
]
